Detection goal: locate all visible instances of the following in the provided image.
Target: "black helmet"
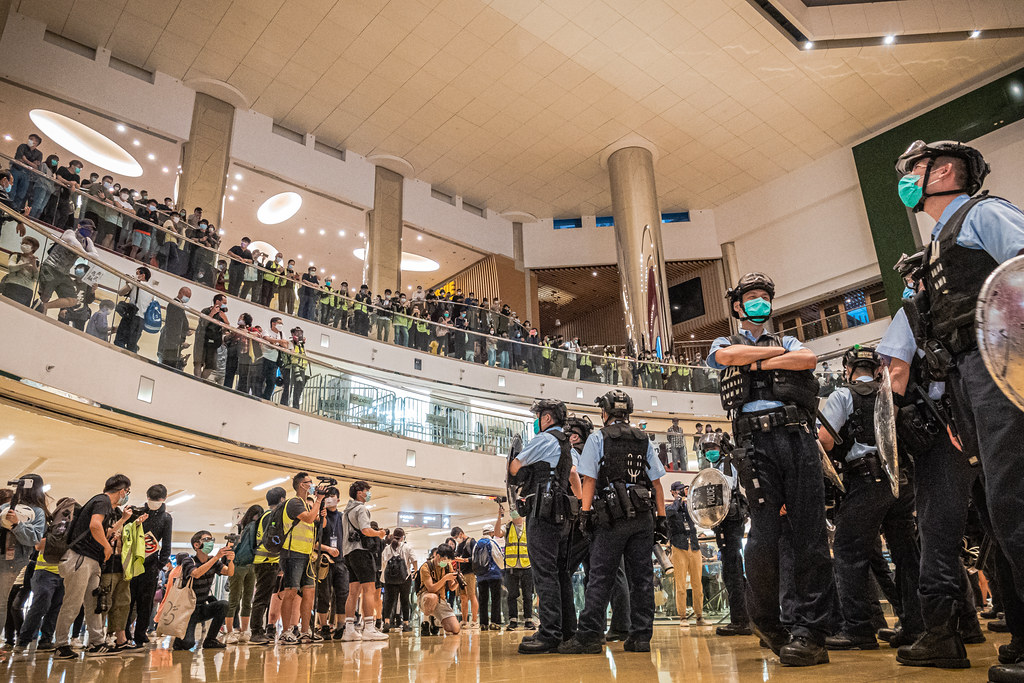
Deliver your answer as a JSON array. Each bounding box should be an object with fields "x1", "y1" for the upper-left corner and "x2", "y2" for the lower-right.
[
  {"x1": 726, "y1": 272, "x2": 775, "y2": 319},
  {"x1": 842, "y1": 345, "x2": 881, "y2": 374},
  {"x1": 895, "y1": 140, "x2": 990, "y2": 196},
  {"x1": 530, "y1": 398, "x2": 566, "y2": 426},
  {"x1": 595, "y1": 390, "x2": 633, "y2": 419},
  {"x1": 564, "y1": 414, "x2": 594, "y2": 443}
]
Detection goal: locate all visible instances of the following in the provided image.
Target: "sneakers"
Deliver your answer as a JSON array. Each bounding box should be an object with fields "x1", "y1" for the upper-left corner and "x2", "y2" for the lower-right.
[
  {"x1": 333, "y1": 626, "x2": 347, "y2": 640},
  {"x1": 84, "y1": 643, "x2": 117, "y2": 657},
  {"x1": 70, "y1": 637, "x2": 85, "y2": 648},
  {"x1": 468, "y1": 620, "x2": 480, "y2": 630},
  {"x1": 279, "y1": 632, "x2": 298, "y2": 646},
  {"x1": 507, "y1": 621, "x2": 518, "y2": 632},
  {"x1": 249, "y1": 633, "x2": 271, "y2": 646},
  {"x1": 225, "y1": 632, "x2": 240, "y2": 645},
  {"x1": 679, "y1": 617, "x2": 689, "y2": 628},
  {"x1": 694, "y1": 616, "x2": 706, "y2": 626},
  {"x1": 36, "y1": 642, "x2": 56, "y2": 652},
  {"x1": 54, "y1": 645, "x2": 77, "y2": 660},
  {"x1": 238, "y1": 631, "x2": 251, "y2": 644},
  {"x1": 402, "y1": 625, "x2": 412, "y2": 633},
  {"x1": 624, "y1": 639, "x2": 651, "y2": 652},
  {"x1": 488, "y1": 624, "x2": 501, "y2": 631},
  {"x1": 298, "y1": 632, "x2": 315, "y2": 644},
  {"x1": 341, "y1": 624, "x2": 363, "y2": 642},
  {"x1": 320, "y1": 625, "x2": 333, "y2": 641},
  {"x1": 557, "y1": 637, "x2": 603, "y2": 655},
  {"x1": 361, "y1": 624, "x2": 389, "y2": 642},
  {"x1": 780, "y1": 636, "x2": 830, "y2": 666},
  {"x1": 524, "y1": 621, "x2": 536, "y2": 630},
  {"x1": 716, "y1": 624, "x2": 753, "y2": 636}
]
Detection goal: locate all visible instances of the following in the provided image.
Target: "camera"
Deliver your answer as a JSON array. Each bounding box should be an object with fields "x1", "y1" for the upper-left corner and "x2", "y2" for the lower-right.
[
  {"x1": 494, "y1": 495, "x2": 508, "y2": 504},
  {"x1": 314, "y1": 475, "x2": 338, "y2": 496},
  {"x1": 93, "y1": 584, "x2": 111, "y2": 614},
  {"x1": 224, "y1": 533, "x2": 240, "y2": 546}
]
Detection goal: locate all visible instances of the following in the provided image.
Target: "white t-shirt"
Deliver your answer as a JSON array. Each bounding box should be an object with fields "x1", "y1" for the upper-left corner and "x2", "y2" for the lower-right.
[
  {"x1": 262, "y1": 328, "x2": 284, "y2": 363},
  {"x1": 128, "y1": 284, "x2": 154, "y2": 319},
  {"x1": 380, "y1": 541, "x2": 417, "y2": 582}
]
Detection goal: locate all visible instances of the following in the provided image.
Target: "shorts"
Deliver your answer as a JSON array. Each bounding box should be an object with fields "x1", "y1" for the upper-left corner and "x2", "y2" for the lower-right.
[
  {"x1": 279, "y1": 550, "x2": 313, "y2": 589},
  {"x1": 460, "y1": 571, "x2": 477, "y2": 597},
  {"x1": 131, "y1": 231, "x2": 152, "y2": 252},
  {"x1": 419, "y1": 592, "x2": 456, "y2": 622},
  {"x1": 344, "y1": 549, "x2": 376, "y2": 585}
]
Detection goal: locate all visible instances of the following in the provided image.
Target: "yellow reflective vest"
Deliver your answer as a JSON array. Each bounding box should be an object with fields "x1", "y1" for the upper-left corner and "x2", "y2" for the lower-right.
[
  {"x1": 282, "y1": 497, "x2": 314, "y2": 555},
  {"x1": 504, "y1": 522, "x2": 529, "y2": 569}
]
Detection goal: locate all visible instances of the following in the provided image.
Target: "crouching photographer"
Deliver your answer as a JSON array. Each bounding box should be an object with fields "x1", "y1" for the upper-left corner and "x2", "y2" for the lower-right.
[
  {"x1": 172, "y1": 531, "x2": 234, "y2": 651},
  {"x1": 417, "y1": 544, "x2": 461, "y2": 635}
]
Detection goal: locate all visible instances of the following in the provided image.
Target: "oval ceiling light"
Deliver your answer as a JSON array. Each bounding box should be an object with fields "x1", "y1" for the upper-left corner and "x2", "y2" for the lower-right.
[
  {"x1": 29, "y1": 109, "x2": 143, "y2": 177},
  {"x1": 353, "y1": 248, "x2": 439, "y2": 272},
  {"x1": 248, "y1": 240, "x2": 279, "y2": 260},
  {"x1": 256, "y1": 191, "x2": 302, "y2": 225}
]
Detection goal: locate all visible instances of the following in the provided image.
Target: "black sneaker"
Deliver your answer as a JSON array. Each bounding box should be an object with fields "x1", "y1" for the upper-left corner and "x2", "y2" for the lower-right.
[
  {"x1": 604, "y1": 631, "x2": 628, "y2": 642},
  {"x1": 333, "y1": 626, "x2": 347, "y2": 640},
  {"x1": 54, "y1": 645, "x2": 77, "y2": 660},
  {"x1": 506, "y1": 621, "x2": 518, "y2": 632},
  {"x1": 716, "y1": 624, "x2": 753, "y2": 637},
  {"x1": 557, "y1": 637, "x2": 603, "y2": 655},
  {"x1": 518, "y1": 638, "x2": 560, "y2": 654},
  {"x1": 402, "y1": 625, "x2": 412, "y2": 633},
  {"x1": 780, "y1": 636, "x2": 829, "y2": 666},
  {"x1": 249, "y1": 633, "x2": 271, "y2": 645},
  {"x1": 202, "y1": 639, "x2": 226, "y2": 649},
  {"x1": 421, "y1": 622, "x2": 430, "y2": 637},
  {"x1": 36, "y1": 642, "x2": 56, "y2": 652},
  {"x1": 85, "y1": 643, "x2": 117, "y2": 657},
  {"x1": 524, "y1": 621, "x2": 536, "y2": 630},
  {"x1": 320, "y1": 625, "x2": 333, "y2": 641},
  {"x1": 624, "y1": 639, "x2": 650, "y2": 652}
]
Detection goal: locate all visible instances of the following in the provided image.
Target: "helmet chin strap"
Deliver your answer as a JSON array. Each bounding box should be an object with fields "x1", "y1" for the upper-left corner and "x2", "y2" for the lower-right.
[{"x1": 913, "y1": 158, "x2": 968, "y2": 213}]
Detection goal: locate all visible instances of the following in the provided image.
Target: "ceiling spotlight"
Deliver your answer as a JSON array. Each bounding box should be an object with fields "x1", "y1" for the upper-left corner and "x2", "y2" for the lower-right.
[
  {"x1": 228, "y1": 195, "x2": 235, "y2": 201},
  {"x1": 883, "y1": 34, "x2": 895, "y2": 45},
  {"x1": 218, "y1": 229, "x2": 225, "y2": 235},
  {"x1": 690, "y1": 333, "x2": 695, "y2": 339},
  {"x1": 417, "y1": 235, "x2": 423, "y2": 241},
  {"x1": 116, "y1": 124, "x2": 126, "y2": 132},
  {"x1": 358, "y1": 232, "x2": 365, "y2": 238},
  {"x1": 147, "y1": 153, "x2": 155, "y2": 160},
  {"x1": 319, "y1": 229, "x2": 325, "y2": 235},
  {"x1": 407, "y1": 285, "x2": 412, "y2": 290},
  {"x1": 162, "y1": 167, "x2": 169, "y2": 173},
  {"x1": 969, "y1": 30, "x2": 981, "y2": 38},
  {"x1": 235, "y1": 173, "x2": 243, "y2": 180},
  {"x1": 804, "y1": 41, "x2": 814, "y2": 50},
  {"x1": 298, "y1": 228, "x2": 305, "y2": 234},
  {"x1": 320, "y1": 268, "x2": 325, "y2": 273},
  {"x1": 297, "y1": 254, "x2": 302, "y2": 259},
  {"x1": 132, "y1": 139, "x2": 140, "y2": 146},
  {"x1": 591, "y1": 271, "x2": 597, "y2": 276},
  {"x1": 2, "y1": 135, "x2": 10, "y2": 141},
  {"x1": 309, "y1": 261, "x2": 315, "y2": 266},
  {"x1": 231, "y1": 185, "x2": 238, "y2": 191},
  {"x1": 252, "y1": 476, "x2": 288, "y2": 491},
  {"x1": 338, "y1": 230, "x2": 345, "y2": 237}
]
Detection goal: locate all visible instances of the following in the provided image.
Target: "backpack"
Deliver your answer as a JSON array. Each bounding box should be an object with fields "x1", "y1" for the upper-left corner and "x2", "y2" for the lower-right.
[
  {"x1": 472, "y1": 538, "x2": 492, "y2": 576},
  {"x1": 383, "y1": 548, "x2": 408, "y2": 585},
  {"x1": 258, "y1": 501, "x2": 298, "y2": 558},
  {"x1": 143, "y1": 299, "x2": 163, "y2": 333},
  {"x1": 232, "y1": 519, "x2": 260, "y2": 567},
  {"x1": 42, "y1": 497, "x2": 81, "y2": 563}
]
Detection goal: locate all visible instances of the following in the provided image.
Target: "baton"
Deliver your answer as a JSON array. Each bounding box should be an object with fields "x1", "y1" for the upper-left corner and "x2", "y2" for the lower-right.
[{"x1": 816, "y1": 409, "x2": 844, "y2": 446}]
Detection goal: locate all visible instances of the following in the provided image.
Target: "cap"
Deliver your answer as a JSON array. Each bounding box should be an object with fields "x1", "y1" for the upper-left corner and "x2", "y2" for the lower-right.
[
  {"x1": 76, "y1": 218, "x2": 96, "y2": 230},
  {"x1": 481, "y1": 524, "x2": 494, "y2": 534},
  {"x1": 670, "y1": 481, "x2": 686, "y2": 492}
]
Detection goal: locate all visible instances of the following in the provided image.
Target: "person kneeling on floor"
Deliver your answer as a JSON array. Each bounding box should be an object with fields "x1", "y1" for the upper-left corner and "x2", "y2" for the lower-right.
[
  {"x1": 417, "y1": 545, "x2": 461, "y2": 636},
  {"x1": 173, "y1": 531, "x2": 234, "y2": 651}
]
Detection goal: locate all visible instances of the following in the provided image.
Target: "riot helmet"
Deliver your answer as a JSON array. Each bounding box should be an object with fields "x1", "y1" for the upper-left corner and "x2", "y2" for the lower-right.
[
  {"x1": 842, "y1": 344, "x2": 881, "y2": 378},
  {"x1": 595, "y1": 390, "x2": 633, "y2": 420},
  {"x1": 564, "y1": 414, "x2": 594, "y2": 444},
  {"x1": 726, "y1": 272, "x2": 775, "y2": 323},
  {"x1": 530, "y1": 398, "x2": 567, "y2": 432},
  {"x1": 895, "y1": 140, "x2": 989, "y2": 212},
  {"x1": 699, "y1": 431, "x2": 729, "y2": 464}
]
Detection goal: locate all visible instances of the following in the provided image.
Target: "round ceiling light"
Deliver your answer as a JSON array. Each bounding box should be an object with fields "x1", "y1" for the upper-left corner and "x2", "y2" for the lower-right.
[
  {"x1": 353, "y1": 248, "x2": 439, "y2": 272},
  {"x1": 29, "y1": 109, "x2": 143, "y2": 177},
  {"x1": 256, "y1": 192, "x2": 302, "y2": 225},
  {"x1": 247, "y1": 240, "x2": 279, "y2": 260}
]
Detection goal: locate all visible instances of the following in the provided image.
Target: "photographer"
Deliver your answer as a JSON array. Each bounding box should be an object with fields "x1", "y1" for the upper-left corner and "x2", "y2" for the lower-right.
[
  {"x1": 315, "y1": 487, "x2": 349, "y2": 640},
  {"x1": 224, "y1": 504, "x2": 262, "y2": 644},
  {"x1": 449, "y1": 527, "x2": 479, "y2": 630},
  {"x1": 277, "y1": 473, "x2": 325, "y2": 644},
  {"x1": 128, "y1": 484, "x2": 172, "y2": 648},
  {"x1": 172, "y1": 531, "x2": 234, "y2": 651},
  {"x1": 381, "y1": 528, "x2": 416, "y2": 633},
  {"x1": 417, "y1": 545, "x2": 461, "y2": 635},
  {"x1": 341, "y1": 481, "x2": 388, "y2": 642},
  {"x1": 54, "y1": 474, "x2": 131, "y2": 659},
  {"x1": 0, "y1": 474, "x2": 48, "y2": 637}
]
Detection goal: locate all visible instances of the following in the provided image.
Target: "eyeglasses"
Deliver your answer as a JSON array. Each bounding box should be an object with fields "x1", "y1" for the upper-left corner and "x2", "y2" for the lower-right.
[{"x1": 199, "y1": 537, "x2": 213, "y2": 543}]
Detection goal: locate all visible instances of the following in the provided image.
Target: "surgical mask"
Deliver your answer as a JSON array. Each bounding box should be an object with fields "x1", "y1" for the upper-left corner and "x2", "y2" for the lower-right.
[
  {"x1": 50, "y1": 159, "x2": 57, "y2": 167},
  {"x1": 74, "y1": 268, "x2": 87, "y2": 278},
  {"x1": 201, "y1": 541, "x2": 215, "y2": 555},
  {"x1": 118, "y1": 490, "x2": 130, "y2": 506},
  {"x1": 199, "y1": 222, "x2": 208, "y2": 229},
  {"x1": 533, "y1": 418, "x2": 541, "y2": 435},
  {"x1": 510, "y1": 510, "x2": 521, "y2": 520},
  {"x1": 103, "y1": 181, "x2": 112, "y2": 189},
  {"x1": 180, "y1": 295, "x2": 190, "y2": 303},
  {"x1": 147, "y1": 500, "x2": 162, "y2": 511},
  {"x1": 324, "y1": 496, "x2": 338, "y2": 507},
  {"x1": 438, "y1": 560, "x2": 449, "y2": 568},
  {"x1": 1, "y1": 183, "x2": 10, "y2": 193},
  {"x1": 742, "y1": 297, "x2": 772, "y2": 323},
  {"x1": 148, "y1": 205, "x2": 157, "y2": 211},
  {"x1": 20, "y1": 243, "x2": 33, "y2": 253},
  {"x1": 363, "y1": 490, "x2": 372, "y2": 503},
  {"x1": 902, "y1": 286, "x2": 915, "y2": 300},
  {"x1": 27, "y1": 139, "x2": 36, "y2": 147},
  {"x1": 705, "y1": 449, "x2": 721, "y2": 464},
  {"x1": 898, "y1": 174, "x2": 923, "y2": 209},
  {"x1": 171, "y1": 215, "x2": 179, "y2": 223},
  {"x1": 73, "y1": 167, "x2": 80, "y2": 175}
]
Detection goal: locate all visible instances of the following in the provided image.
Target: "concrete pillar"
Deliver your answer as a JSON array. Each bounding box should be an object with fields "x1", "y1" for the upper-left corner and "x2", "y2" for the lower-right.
[
  {"x1": 720, "y1": 241, "x2": 740, "y2": 334},
  {"x1": 179, "y1": 93, "x2": 234, "y2": 226},
  {"x1": 511, "y1": 221, "x2": 536, "y2": 323},
  {"x1": 364, "y1": 166, "x2": 403, "y2": 292},
  {"x1": 607, "y1": 146, "x2": 672, "y2": 355}
]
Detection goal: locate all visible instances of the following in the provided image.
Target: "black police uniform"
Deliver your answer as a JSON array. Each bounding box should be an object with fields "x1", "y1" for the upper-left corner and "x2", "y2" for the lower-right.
[
  {"x1": 573, "y1": 423, "x2": 660, "y2": 647},
  {"x1": 716, "y1": 332, "x2": 834, "y2": 653},
  {"x1": 826, "y1": 380, "x2": 923, "y2": 645},
  {"x1": 712, "y1": 457, "x2": 749, "y2": 631}
]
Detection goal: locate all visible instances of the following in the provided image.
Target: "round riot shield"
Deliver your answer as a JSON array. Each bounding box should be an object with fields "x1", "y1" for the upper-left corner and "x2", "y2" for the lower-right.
[
  {"x1": 977, "y1": 255, "x2": 1024, "y2": 412},
  {"x1": 686, "y1": 467, "x2": 732, "y2": 528},
  {"x1": 874, "y1": 366, "x2": 899, "y2": 498}
]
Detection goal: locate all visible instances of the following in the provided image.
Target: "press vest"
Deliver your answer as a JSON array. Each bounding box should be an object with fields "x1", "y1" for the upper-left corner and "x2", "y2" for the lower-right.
[
  {"x1": 320, "y1": 287, "x2": 337, "y2": 306},
  {"x1": 282, "y1": 497, "x2": 314, "y2": 555},
  {"x1": 718, "y1": 332, "x2": 819, "y2": 415},
  {"x1": 924, "y1": 193, "x2": 1002, "y2": 355},
  {"x1": 254, "y1": 510, "x2": 277, "y2": 564},
  {"x1": 597, "y1": 422, "x2": 653, "y2": 490},
  {"x1": 285, "y1": 341, "x2": 309, "y2": 372},
  {"x1": 504, "y1": 522, "x2": 530, "y2": 569},
  {"x1": 264, "y1": 262, "x2": 286, "y2": 285}
]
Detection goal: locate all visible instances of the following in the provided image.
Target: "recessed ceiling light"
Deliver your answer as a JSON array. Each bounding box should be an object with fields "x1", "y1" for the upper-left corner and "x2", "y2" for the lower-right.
[
  {"x1": 358, "y1": 232, "x2": 365, "y2": 238},
  {"x1": 320, "y1": 268, "x2": 325, "y2": 273},
  {"x1": 29, "y1": 109, "x2": 143, "y2": 176},
  {"x1": 116, "y1": 124, "x2": 126, "y2": 132},
  {"x1": 231, "y1": 185, "x2": 238, "y2": 191},
  {"x1": 592, "y1": 271, "x2": 597, "y2": 276},
  {"x1": 256, "y1": 191, "x2": 302, "y2": 225},
  {"x1": 338, "y1": 230, "x2": 345, "y2": 236},
  {"x1": 969, "y1": 30, "x2": 981, "y2": 38},
  {"x1": 2, "y1": 135, "x2": 10, "y2": 141},
  {"x1": 228, "y1": 195, "x2": 235, "y2": 201},
  {"x1": 235, "y1": 173, "x2": 243, "y2": 180},
  {"x1": 407, "y1": 285, "x2": 412, "y2": 290},
  {"x1": 298, "y1": 227, "x2": 305, "y2": 234},
  {"x1": 252, "y1": 476, "x2": 288, "y2": 491},
  {"x1": 218, "y1": 229, "x2": 225, "y2": 235},
  {"x1": 297, "y1": 254, "x2": 302, "y2": 259},
  {"x1": 690, "y1": 333, "x2": 695, "y2": 339},
  {"x1": 319, "y1": 229, "x2": 325, "y2": 235},
  {"x1": 352, "y1": 248, "x2": 439, "y2": 272},
  {"x1": 883, "y1": 34, "x2": 895, "y2": 45},
  {"x1": 309, "y1": 261, "x2": 315, "y2": 266},
  {"x1": 147, "y1": 153, "x2": 155, "y2": 160},
  {"x1": 804, "y1": 41, "x2": 814, "y2": 50},
  {"x1": 417, "y1": 235, "x2": 422, "y2": 240},
  {"x1": 162, "y1": 167, "x2": 169, "y2": 173},
  {"x1": 223, "y1": 522, "x2": 233, "y2": 528},
  {"x1": 132, "y1": 139, "x2": 140, "y2": 146}
]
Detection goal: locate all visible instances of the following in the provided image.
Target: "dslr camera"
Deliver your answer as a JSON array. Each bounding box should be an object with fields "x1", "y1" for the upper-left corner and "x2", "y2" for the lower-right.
[
  {"x1": 92, "y1": 583, "x2": 111, "y2": 614},
  {"x1": 224, "y1": 532, "x2": 240, "y2": 547}
]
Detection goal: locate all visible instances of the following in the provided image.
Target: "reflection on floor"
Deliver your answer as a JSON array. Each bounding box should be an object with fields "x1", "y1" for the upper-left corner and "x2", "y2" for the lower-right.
[{"x1": 2, "y1": 624, "x2": 1007, "y2": 683}]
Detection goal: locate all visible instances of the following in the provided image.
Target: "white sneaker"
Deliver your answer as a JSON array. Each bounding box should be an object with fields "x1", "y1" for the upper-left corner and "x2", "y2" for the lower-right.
[
  {"x1": 340, "y1": 625, "x2": 363, "y2": 642},
  {"x1": 239, "y1": 631, "x2": 251, "y2": 644},
  {"x1": 361, "y1": 624, "x2": 388, "y2": 642},
  {"x1": 71, "y1": 637, "x2": 86, "y2": 648},
  {"x1": 679, "y1": 617, "x2": 689, "y2": 628},
  {"x1": 225, "y1": 632, "x2": 239, "y2": 644},
  {"x1": 469, "y1": 620, "x2": 480, "y2": 630}
]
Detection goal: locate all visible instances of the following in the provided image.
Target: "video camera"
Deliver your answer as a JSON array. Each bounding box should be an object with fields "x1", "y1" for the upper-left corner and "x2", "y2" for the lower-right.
[{"x1": 314, "y1": 475, "x2": 338, "y2": 496}]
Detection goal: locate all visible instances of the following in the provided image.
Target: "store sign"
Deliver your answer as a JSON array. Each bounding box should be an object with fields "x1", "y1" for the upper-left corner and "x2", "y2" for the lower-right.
[{"x1": 396, "y1": 511, "x2": 452, "y2": 529}]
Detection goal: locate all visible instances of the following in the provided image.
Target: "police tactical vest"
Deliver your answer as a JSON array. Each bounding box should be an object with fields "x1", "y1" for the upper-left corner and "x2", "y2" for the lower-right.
[
  {"x1": 520, "y1": 430, "x2": 574, "y2": 497},
  {"x1": 924, "y1": 193, "x2": 1002, "y2": 355},
  {"x1": 597, "y1": 422, "x2": 652, "y2": 490},
  {"x1": 718, "y1": 333, "x2": 819, "y2": 415},
  {"x1": 846, "y1": 381, "x2": 879, "y2": 447}
]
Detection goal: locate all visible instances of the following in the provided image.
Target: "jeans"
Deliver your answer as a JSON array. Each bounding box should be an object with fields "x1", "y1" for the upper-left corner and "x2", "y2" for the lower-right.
[
  {"x1": 477, "y1": 578, "x2": 502, "y2": 627},
  {"x1": 175, "y1": 599, "x2": 227, "y2": 648},
  {"x1": 10, "y1": 167, "x2": 30, "y2": 210},
  {"x1": 525, "y1": 516, "x2": 572, "y2": 642},
  {"x1": 298, "y1": 295, "x2": 316, "y2": 321},
  {"x1": 742, "y1": 424, "x2": 834, "y2": 644},
  {"x1": 18, "y1": 569, "x2": 64, "y2": 645},
  {"x1": 394, "y1": 325, "x2": 408, "y2": 347},
  {"x1": 504, "y1": 568, "x2": 534, "y2": 622},
  {"x1": 261, "y1": 358, "x2": 278, "y2": 400}
]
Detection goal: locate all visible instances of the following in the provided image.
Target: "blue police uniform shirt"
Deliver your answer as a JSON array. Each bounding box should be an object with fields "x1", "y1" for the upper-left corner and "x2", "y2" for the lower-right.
[
  {"x1": 706, "y1": 327, "x2": 807, "y2": 412},
  {"x1": 578, "y1": 427, "x2": 666, "y2": 482},
  {"x1": 932, "y1": 193, "x2": 1024, "y2": 264},
  {"x1": 876, "y1": 308, "x2": 945, "y2": 401},
  {"x1": 818, "y1": 376, "x2": 877, "y2": 462},
  {"x1": 515, "y1": 426, "x2": 578, "y2": 469}
]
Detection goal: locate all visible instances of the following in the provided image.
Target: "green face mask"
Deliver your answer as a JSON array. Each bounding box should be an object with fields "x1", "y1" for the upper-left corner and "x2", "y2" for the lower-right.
[
  {"x1": 742, "y1": 297, "x2": 772, "y2": 323},
  {"x1": 201, "y1": 541, "x2": 215, "y2": 555},
  {"x1": 705, "y1": 449, "x2": 721, "y2": 464},
  {"x1": 898, "y1": 174, "x2": 923, "y2": 209},
  {"x1": 533, "y1": 418, "x2": 541, "y2": 435}
]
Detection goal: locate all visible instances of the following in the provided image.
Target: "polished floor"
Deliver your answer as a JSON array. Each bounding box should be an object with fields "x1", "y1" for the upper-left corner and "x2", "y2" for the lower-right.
[{"x1": 1, "y1": 624, "x2": 1008, "y2": 683}]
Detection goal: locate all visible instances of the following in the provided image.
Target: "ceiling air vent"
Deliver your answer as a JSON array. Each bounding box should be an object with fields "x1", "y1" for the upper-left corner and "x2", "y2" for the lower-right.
[
  {"x1": 43, "y1": 31, "x2": 96, "y2": 60},
  {"x1": 271, "y1": 123, "x2": 304, "y2": 144}
]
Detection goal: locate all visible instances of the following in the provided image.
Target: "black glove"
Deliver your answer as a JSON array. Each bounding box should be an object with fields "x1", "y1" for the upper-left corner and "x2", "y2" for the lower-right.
[
  {"x1": 654, "y1": 515, "x2": 668, "y2": 543},
  {"x1": 579, "y1": 510, "x2": 595, "y2": 536}
]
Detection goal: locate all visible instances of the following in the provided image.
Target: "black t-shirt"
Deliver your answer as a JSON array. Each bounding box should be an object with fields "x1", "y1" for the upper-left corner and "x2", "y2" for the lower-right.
[
  {"x1": 227, "y1": 246, "x2": 252, "y2": 270},
  {"x1": 456, "y1": 537, "x2": 475, "y2": 572},
  {"x1": 301, "y1": 274, "x2": 319, "y2": 296},
  {"x1": 15, "y1": 143, "x2": 42, "y2": 167},
  {"x1": 70, "y1": 493, "x2": 114, "y2": 564},
  {"x1": 190, "y1": 553, "x2": 229, "y2": 601}
]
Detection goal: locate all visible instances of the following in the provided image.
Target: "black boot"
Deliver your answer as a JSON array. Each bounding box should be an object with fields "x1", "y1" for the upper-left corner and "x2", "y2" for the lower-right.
[
  {"x1": 876, "y1": 627, "x2": 897, "y2": 643},
  {"x1": 887, "y1": 627, "x2": 920, "y2": 649},
  {"x1": 716, "y1": 623, "x2": 753, "y2": 636},
  {"x1": 825, "y1": 632, "x2": 879, "y2": 650},
  {"x1": 991, "y1": 619, "x2": 1011, "y2": 633},
  {"x1": 749, "y1": 623, "x2": 791, "y2": 656},
  {"x1": 990, "y1": 662, "x2": 1024, "y2": 683},
  {"x1": 897, "y1": 628, "x2": 969, "y2": 669},
  {"x1": 780, "y1": 636, "x2": 829, "y2": 666},
  {"x1": 999, "y1": 635, "x2": 1024, "y2": 665}
]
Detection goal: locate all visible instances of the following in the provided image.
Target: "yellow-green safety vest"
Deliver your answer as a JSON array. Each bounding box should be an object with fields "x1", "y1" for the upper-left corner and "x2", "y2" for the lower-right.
[
  {"x1": 254, "y1": 509, "x2": 277, "y2": 564},
  {"x1": 504, "y1": 522, "x2": 530, "y2": 569},
  {"x1": 282, "y1": 497, "x2": 314, "y2": 555}
]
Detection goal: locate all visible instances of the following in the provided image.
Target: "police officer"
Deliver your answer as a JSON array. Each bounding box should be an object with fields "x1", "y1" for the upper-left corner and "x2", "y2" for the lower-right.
[
  {"x1": 818, "y1": 346, "x2": 923, "y2": 652},
  {"x1": 559, "y1": 390, "x2": 667, "y2": 654},
  {"x1": 697, "y1": 432, "x2": 752, "y2": 637},
  {"x1": 878, "y1": 254, "x2": 993, "y2": 669},
  {"x1": 508, "y1": 399, "x2": 582, "y2": 654},
  {"x1": 707, "y1": 272, "x2": 833, "y2": 666},
  {"x1": 892, "y1": 141, "x2": 1024, "y2": 678}
]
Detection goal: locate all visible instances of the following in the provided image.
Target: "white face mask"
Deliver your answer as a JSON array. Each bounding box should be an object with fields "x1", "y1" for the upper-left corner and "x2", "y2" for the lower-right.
[
  {"x1": 103, "y1": 181, "x2": 112, "y2": 190},
  {"x1": 147, "y1": 500, "x2": 162, "y2": 511},
  {"x1": 171, "y1": 216, "x2": 179, "y2": 223},
  {"x1": 20, "y1": 243, "x2": 33, "y2": 253},
  {"x1": 180, "y1": 295, "x2": 190, "y2": 303},
  {"x1": 324, "y1": 496, "x2": 338, "y2": 507}
]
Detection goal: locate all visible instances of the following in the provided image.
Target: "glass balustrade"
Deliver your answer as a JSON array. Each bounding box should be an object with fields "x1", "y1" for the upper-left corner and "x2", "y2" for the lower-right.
[{"x1": 0, "y1": 150, "x2": 727, "y2": 391}]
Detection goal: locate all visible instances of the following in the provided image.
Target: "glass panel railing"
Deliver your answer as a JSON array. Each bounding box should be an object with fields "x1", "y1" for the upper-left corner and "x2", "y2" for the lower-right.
[{"x1": 0, "y1": 149, "x2": 725, "y2": 391}]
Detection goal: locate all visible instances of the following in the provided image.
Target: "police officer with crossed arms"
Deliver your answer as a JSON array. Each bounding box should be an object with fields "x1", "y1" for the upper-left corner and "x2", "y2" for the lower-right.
[
  {"x1": 818, "y1": 346, "x2": 923, "y2": 653},
  {"x1": 508, "y1": 399, "x2": 583, "y2": 654},
  {"x1": 559, "y1": 390, "x2": 667, "y2": 654}
]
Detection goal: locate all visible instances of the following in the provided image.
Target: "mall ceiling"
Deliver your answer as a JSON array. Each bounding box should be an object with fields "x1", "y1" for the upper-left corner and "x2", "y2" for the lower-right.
[{"x1": 17, "y1": 0, "x2": 1024, "y2": 218}]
